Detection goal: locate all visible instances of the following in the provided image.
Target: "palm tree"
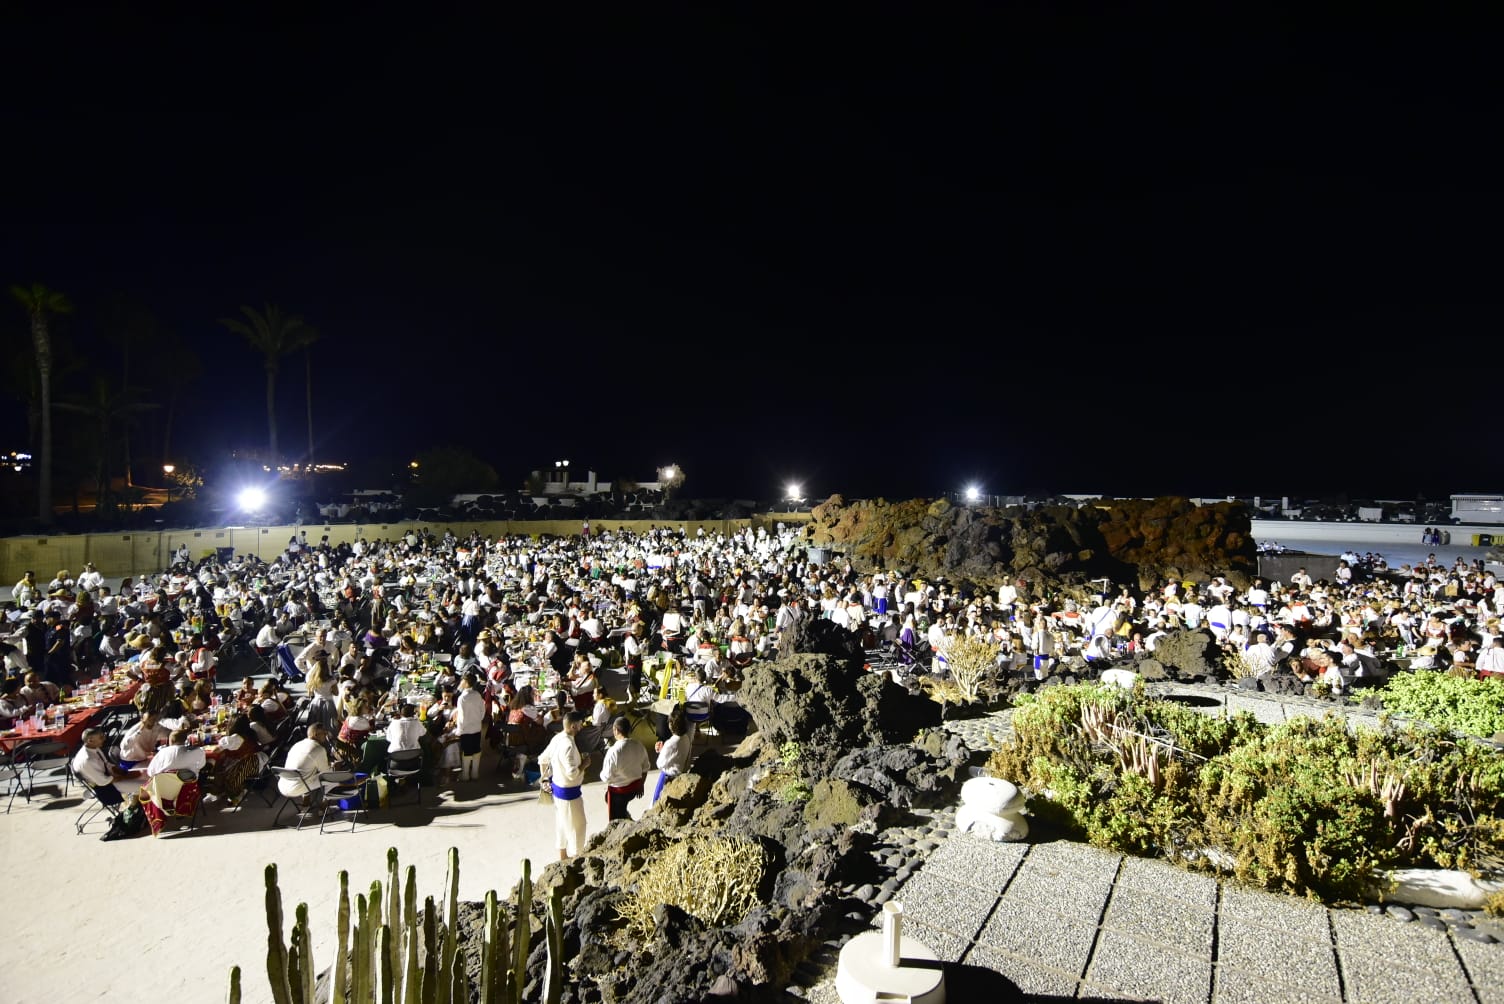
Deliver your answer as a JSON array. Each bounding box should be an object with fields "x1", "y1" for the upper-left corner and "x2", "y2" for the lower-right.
[
  {"x1": 219, "y1": 303, "x2": 318, "y2": 465},
  {"x1": 10, "y1": 282, "x2": 72, "y2": 525},
  {"x1": 55, "y1": 377, "x2": 158, "y2": 517}
]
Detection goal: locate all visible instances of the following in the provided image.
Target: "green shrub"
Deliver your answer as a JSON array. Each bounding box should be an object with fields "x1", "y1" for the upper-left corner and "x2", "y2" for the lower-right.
[
  {"x1": 1372, "y1": 672, "x2": 1504, "y2": 738},
  {"x1": 986, "y1": 684, "x2": 1504, "y2": 904}
]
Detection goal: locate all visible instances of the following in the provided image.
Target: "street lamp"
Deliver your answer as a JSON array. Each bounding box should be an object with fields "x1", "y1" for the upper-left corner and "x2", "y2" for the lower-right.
[
  {"x1": 163, "y1": 463, "x2": 176, "y2": 503},
  {"x1": 786, "y1": 482, "x2": 803, "y2": 512},
  {"x1": 964, "y1": 484, "x2": 982, "y2": 504}
]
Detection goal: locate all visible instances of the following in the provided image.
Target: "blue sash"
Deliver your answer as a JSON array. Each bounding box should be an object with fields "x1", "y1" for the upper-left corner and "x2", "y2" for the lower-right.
[{"x1": 551, "y1": 782, "x2": 582, "y2": 800}]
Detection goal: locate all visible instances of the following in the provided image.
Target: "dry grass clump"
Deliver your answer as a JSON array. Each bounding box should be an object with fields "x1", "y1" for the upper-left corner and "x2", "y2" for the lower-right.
[{"x1": 618, "y1": 836, "x2": 771, "y2": 940}]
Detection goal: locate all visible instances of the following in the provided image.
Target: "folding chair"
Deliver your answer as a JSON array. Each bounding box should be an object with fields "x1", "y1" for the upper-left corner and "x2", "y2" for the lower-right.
[
  {"x1": 6, "y1": 740, "x2": 72, "y2": 812},
  {"x1": 317, "y1": 770, "x2": 365, "y2": 833},
  {"x1": 143, "y1": 768, "x2": 202, "y2": 835},
  {"x1": 73, "y1": 771, "x2": 123, "y2": 835},
  {"x1": 269, "y1": 766, "x2": 320, "y2": 829},
  {"x1": 384, "y1": 748, "x2": 425, "y2": 806}
]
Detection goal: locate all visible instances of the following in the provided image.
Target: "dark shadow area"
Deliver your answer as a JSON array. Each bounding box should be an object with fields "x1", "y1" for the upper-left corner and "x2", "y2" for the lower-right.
[{"x1": 1160, "y1": 693, "x2": 1222, "y2": 709}]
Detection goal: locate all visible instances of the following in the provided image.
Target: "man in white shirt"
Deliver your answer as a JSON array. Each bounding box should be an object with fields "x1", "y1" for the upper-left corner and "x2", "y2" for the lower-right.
[
  {"x1": 1476, "y1": 636, "x2": 1504, "y2": 678},
  {"x1": 146, "y1": 729, "x2": 208, "y2": 778},
  {"x1": 385, "y1": 704, "x2": 427, "y2": 753},
  {"x1": 538, "y1": 711, "x2": 590, "y2": 860},
  {"x1": 599, "y1": 716, "x2": 651, "y2": 821},
  {"x1": 1243, "y1": 632, "x2": 1277, "y2": 677},
  {"x1": 279, "y1": 721, "x2": 334, "y2": 805},
  {"x1": 71, "y1": 726, "x2": 133, "y2": 805},
  {"x1": 77, "y1": 563, "x2": 105, "y2": 594},
  {"x1": 118, "y1": 711, "x2": 170, "y2": 769},
  {"x1": 451, "y1": 673, "x2": 487, "y2": 780}
]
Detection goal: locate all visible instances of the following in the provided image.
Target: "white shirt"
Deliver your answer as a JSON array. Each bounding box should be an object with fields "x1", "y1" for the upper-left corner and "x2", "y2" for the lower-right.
[
  {"x1": 453, "y1": 688, "x2": 486, "y2": 735},
  {"x1": 146, "y1": 743, "x2": 207, "y2": 778},
  {"x1": 539, "y1": 730, "x2": 585, "y2": 788},
  {"x1": 120, "y1": 721, "x2": 170, "y2": 763},
  {"x1": 600, "y1": 736, "x2": 651, "y2": 788},
  {"x1": 656, "y1": 731, "x2": 694, "y2": 775},
  {"x1": 385, "y1": 717, "x2": 426, "y2": 752},
  {"x1": 279, "y1": 737, "x2": 331, "y2": 796},
  {"x1": 71, "y1": 745, "x2": 115, "y2": 787}
]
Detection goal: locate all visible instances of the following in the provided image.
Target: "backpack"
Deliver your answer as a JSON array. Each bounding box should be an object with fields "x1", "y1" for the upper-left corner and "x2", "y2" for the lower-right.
[{"x1": 100, "y1": 801, "x2": 148, "y2": 841}]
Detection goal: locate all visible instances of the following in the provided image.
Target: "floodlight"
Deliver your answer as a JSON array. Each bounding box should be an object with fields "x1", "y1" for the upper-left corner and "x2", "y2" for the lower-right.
[{"x1": 238, "y1": 486, "x2": 267, "y2": 511}]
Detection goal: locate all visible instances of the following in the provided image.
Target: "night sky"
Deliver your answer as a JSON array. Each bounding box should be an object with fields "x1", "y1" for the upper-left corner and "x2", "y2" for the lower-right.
[{"x1": 5, "y1": 9, "x2": 1499, "y2": 505}]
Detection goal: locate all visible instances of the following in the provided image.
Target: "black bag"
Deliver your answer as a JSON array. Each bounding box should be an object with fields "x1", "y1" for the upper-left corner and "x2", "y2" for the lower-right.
[{"x1": 101, "y1": 801, "x2": 148, "y2": 841}]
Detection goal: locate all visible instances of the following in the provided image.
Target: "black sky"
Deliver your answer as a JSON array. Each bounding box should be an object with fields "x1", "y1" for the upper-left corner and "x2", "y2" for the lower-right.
[{"x1": 4, "y1": 8, "x2": 1500, "y2": 504}]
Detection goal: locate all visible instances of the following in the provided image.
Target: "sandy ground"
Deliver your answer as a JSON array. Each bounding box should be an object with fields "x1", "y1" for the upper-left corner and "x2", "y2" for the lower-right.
[
  {"x1": 2, "y1": 531, "x2": 1495, "y2": 1004},
  {"x1": 1, "y1": 715, "x2": 673, "y2": 1004}
]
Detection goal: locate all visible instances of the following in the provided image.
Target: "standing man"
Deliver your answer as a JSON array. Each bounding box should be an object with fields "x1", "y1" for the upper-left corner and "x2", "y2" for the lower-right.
[
  {"x1": 452, "y1": 672, "x2": 487, "y2": 781},
  {"x1": 538, "y1": 710, "x2": 590, "y2": 859},
  {"x1": 599, "y1": 716, "x2": 651, "y2": 821}
]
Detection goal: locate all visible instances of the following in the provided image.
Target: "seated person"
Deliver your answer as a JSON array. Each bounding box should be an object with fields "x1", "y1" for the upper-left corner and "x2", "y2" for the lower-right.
[
  {"x1": 71, "y1": 726, "x2": 134, "y2": 807},
  {"x1": 0, "y1": 677, "x2": 35, "y2": 726},
  {"x1": 19, "y1": 671, "x2": 60, "y2": 709},
  {"x1": 384, "y1": 703, "x2": 427, "y2": 753},
  {"x1": 146, "y1": 728, "x2": 208, "y2": 778},
  {"x1": 234, "y1": 675, "x2": 261, "y2": 711},
  {"x1": 206, "y1": 714, "x2": 262, "y2": 805},
  {"x1": 337, "y1": 695, "x2": 375, "y2": 760},
  {"x1": 246, "y1": 704, "x2": 278, "y2": 746},
  {"x1": 119, "y1": 711, "x2": 170, "y2": 770},
  {"x1": 278, "y1": 720, "x2": 337, "y2": 809}
]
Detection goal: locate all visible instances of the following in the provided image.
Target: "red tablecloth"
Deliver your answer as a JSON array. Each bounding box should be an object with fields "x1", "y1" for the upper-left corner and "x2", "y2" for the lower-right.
[{"x1": 1, "y1": 680, "x2": 142, "y2": 752}]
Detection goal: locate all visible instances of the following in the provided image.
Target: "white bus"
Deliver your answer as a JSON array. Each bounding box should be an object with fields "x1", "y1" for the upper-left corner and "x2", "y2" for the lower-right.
[{"x1": 1451, "y1": 493, "x2": 1504, "y2": 525}]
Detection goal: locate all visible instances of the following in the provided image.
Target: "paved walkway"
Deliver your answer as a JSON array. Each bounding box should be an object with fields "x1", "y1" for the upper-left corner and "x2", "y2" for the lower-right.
[{"x1": 799, "y1": 695, "x2": 1504, "y2": 1004}]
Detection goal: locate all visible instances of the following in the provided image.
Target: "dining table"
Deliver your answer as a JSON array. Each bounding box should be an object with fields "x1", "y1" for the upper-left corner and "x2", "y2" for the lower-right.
[{"x1": 1, "y1": 671, "x2": 143, "y2": 752}]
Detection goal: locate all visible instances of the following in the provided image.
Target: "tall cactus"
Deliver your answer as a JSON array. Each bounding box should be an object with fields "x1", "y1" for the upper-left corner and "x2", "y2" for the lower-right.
[
  {"x1": 512, "y1": 859, "x2": 532, "y2": 997},
  {"x1": 543, "y1": 884, "x2": 565, "y2": 1004},
  {"x1": 441, "y1": 847, "x2": 460, "y2": 995},
  {"x1": 379, "y1": 925, "x2": 395, "y2": 1004},
  {"x1": 334, "y1": 872, "x2": 350, "y2": 1004},
  {"x1": 265, "y1": 864, "x2": 293, "y2": 1004},
  {"x1": 241, "y1": 849, "x2": 559, "y2": 1004},
  {"x1": 387, "y1": 848, "x2": 402, "y2": 992}
]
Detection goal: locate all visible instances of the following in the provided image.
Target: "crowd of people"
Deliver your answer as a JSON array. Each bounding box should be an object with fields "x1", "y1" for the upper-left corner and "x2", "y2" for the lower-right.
[{"x1": 4, "y1": 524, "x2": 1500, "y2": 848}]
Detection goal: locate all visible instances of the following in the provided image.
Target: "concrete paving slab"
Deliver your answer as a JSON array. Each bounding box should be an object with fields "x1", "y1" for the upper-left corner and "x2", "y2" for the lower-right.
[
  {"x1": 894, "y1": 915, "x2": 973, "y2": 964},
  {"x1": 1218, "y1": 882, "x2": 1333, "y2": 940},
  {"x1": 1211, "y1": 966, "x2": 1344, "y2": 1004},
  {"x1": 1213, "y1": 915, "x2": 1342, "y2": 998},
  {"x1": 976, "y1": 901, "x2": 1098, "y2": 977},
  {"x1": 1454, "y1": 934, "x2": 1504, "y2": 1004},
  {"x1": 882, "y1": 871, "x2": 998, "y2": 942},
  {"x1": 1330, "y1": 909, "x2": 1470, "y2": 978},
  {"x1": 1101, "y1": 886, "x2": 1215, "y2": 955},
  {"x1": 1115, "y1": 854, "x2": 1219, "y2": 909},
  {"x1": 1224, "y1": 693, "x2": 1288, "y2": 725},
  {"x1": 1086, "y1": 928, "x2": 1213, "y2": 1004},
  {"x1": 1337, "y1": 950, "x2": 1473, "y2": 1004},
  {"x1": 963, "y1": 943, "x2": 1082, "y2": 999},
  {"x1": 919, "y1": 833, "x2": 1027, "y2": 892}
]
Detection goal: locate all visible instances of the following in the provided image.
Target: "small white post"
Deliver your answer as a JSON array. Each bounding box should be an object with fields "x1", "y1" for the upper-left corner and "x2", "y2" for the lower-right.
[{"x1": 882, "y1": 901, "x2": 904, "y2": 968}]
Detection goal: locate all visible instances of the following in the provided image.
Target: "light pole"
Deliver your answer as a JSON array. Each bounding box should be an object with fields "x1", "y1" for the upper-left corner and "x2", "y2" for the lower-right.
[{"x1": 163, "y1": 463, "x2": 175, "y2": 504}]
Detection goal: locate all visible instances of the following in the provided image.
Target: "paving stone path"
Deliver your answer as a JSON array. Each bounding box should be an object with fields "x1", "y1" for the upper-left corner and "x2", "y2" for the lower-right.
[{"x1": 794, "y1": 686, "x2": 1504, "y2": 1003}]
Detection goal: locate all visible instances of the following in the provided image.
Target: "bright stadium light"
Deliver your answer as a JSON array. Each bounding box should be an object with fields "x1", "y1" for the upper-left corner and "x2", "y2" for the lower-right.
[
  {"x1": 786, "y1": 482, "x2": 802, "y2": 500},
  {"x1": 964, "y1": 484, "x2": 982, "y2": 503},
  {"x1": 238, "y1": 486, "x2": 267, "y2": 512}
]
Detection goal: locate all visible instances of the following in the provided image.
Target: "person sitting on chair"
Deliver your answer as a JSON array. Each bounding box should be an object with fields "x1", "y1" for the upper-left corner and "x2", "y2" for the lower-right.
[
  {"x1": 71, "y1": 726, "x2": 133, "y2": 807},
  {"x1": 118, "y1": 710, "x2": 170, "y2": 771},
  {"x1": 145, "y1": 728, "x2": 207, "y2": 778},
  {"x1": 279, "y1": 720, "x2": 336, "y2": 810}
]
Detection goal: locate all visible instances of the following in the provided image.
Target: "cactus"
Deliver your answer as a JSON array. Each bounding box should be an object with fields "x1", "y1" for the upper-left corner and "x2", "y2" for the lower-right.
[
  {"x1": 292, "y1": 902, "x2": 315, "y2": 1004},
  {"x1": 543, "y1": 884, "x2": 565, "y2": 1004},
  {"x1": 442, "y1": 847, "x2": 459, "y2": 996},
  {"x1": 512, "y1": 859, "x2": 532, "y2": 996},
  {"x1": 265, "y1": 864, "x2": 292, "y2": 1004},
  {"x1": 354, "y1": 892, "x2": 372, "y2": 1004},
  {"x1": 421, "y1": 897, "x2": 438, "y2": 1004},
  {"x1": 334, "y1": 872, "x2": 350, "y2": 1004},
  {"x1": 228, "y1": 965, "x2": 241, "y2": 1004},
  {"x1": 403, "y1": 864, "x2": 419, "y2": 1004},
  {"x1": 379, "y1": 925, "x2": 394, "y2": 1004},
  {"x1": 242, "y1": 849, "x2": 559, "y2": 1004}
]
